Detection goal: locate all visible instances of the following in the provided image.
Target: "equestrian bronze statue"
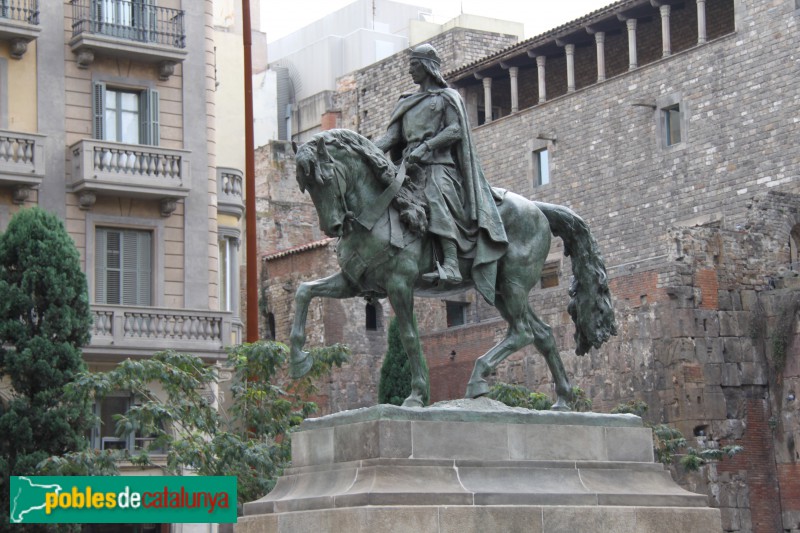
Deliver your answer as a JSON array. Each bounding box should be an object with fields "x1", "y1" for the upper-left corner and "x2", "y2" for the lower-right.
[{"x1": 288, "y1": 44, "x2": 616, "y2": 410}]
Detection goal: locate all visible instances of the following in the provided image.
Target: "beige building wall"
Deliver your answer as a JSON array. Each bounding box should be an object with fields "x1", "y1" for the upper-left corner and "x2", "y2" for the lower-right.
[
  {"x1": 0, "y1": 39, "x2": 39, "y2": 226},
  {"x1": 214, "y1": 30, "x2": 246, "y2": 173},
  {"x1": 205, "y1": 1, "x2": 220, "y2": 311},
  {"x1": 1, "y1": 41, "x2": 37, "y2": 132}
]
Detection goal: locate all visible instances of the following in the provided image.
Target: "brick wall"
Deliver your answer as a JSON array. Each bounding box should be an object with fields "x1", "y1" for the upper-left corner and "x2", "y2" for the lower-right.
[{"x1": 716, "y1": 398, "x2": 782, "y2": 533}]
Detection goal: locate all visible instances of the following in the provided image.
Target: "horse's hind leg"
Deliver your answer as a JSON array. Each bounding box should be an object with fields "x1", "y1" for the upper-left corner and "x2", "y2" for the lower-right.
[
  {"x1": 465, "y1": 285, "x2": 536, "y2": 398},
  {"x1": 466, "y1": 293, "x2": 572, "y2": 411},
  {"x1": 528, "y1": 311, "x2": 572, "y2": 411}
]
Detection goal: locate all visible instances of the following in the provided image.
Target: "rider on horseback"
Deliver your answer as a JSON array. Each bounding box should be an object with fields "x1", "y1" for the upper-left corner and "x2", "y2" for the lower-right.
[{"x1": 374, "y1": 44, "x2": 508, "y2": 302}]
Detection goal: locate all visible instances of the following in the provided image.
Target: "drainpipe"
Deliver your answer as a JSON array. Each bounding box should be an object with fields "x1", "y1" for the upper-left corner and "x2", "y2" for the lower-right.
[{"x1": 242, "y1": 0, "x2": 258, "y2": 342}]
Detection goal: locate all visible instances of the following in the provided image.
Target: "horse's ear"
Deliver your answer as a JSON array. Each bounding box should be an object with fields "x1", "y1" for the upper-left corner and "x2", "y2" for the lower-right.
[
  {"x1": 315, "y1": 136, "x2": 331, "y2": 163},
  {"x1": 291, "y1": 141, "x2": 298, "y2": 155}
]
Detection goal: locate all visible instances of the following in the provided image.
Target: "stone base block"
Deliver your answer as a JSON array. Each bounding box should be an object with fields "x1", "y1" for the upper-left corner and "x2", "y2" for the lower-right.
[
  {"x1": 237, "y1": 505, "x2": 722, "y2": 533},
  {"x1": 239, "y1": 400, "x2": 722, "y2": 532}
]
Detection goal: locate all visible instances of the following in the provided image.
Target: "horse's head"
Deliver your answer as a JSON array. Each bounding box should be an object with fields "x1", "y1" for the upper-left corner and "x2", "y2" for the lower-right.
[{"x1": 295, "y1": 135, "x2": 348, "y2": 238}]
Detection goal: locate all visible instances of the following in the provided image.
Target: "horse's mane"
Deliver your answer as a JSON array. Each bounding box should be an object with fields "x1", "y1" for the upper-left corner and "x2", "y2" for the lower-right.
[{"x1": 299, "y1": 129, "x2": 428, "y2": 236}]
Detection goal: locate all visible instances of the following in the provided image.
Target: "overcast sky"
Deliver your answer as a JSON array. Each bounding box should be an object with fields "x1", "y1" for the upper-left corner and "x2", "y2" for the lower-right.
[{"x1": 261, "y1": 0, "x2": 618, "y2": 43}]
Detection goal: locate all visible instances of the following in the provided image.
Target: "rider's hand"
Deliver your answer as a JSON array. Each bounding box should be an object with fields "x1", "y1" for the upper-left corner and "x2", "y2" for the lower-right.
[{"x1": 407, "y1": 143, "x2": 428, "y2": 165}]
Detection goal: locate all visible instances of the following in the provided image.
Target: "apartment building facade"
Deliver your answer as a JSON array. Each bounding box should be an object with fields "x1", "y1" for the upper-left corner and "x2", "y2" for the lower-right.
[{"x1": 0, "y1": 0, "x2": 241, "y2": 483}]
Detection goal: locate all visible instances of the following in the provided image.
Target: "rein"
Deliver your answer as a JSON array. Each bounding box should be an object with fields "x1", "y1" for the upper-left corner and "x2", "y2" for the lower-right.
[{"x1": 330, "y1": 161, "x2": 406, "y2": 233}]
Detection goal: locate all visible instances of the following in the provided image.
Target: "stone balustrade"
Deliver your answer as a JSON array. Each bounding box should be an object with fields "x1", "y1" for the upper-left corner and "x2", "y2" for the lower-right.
[
  {"x1": 87, "y1": 304, "x2": 241, "y2": 360},
  {"x1": 70, "y1": 139, "x2": 189, "y2": 213},
  {"x1": 0, "y1": 129, "x2": 46, "y2": 184},
  {"x1": 217, "y1": 166, "x2": 244, "y2": 217}
]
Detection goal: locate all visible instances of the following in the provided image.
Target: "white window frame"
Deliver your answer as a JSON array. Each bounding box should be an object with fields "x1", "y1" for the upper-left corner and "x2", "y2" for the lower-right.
[
  {"x1": 528, "y1": 138, "x2": 552, "y2": 189},
  {"x1": 92, "y1": 393, "x2": 135, "y2": 451},
  {"x1": 93, "y1": 81, "x2": 159, "y2": 146},
  {"x1": 97, "y1": 0, "x2": 157, "y2": 42},
  {"x1": 91, "y1": 394, "x2": 165, "y2": 454},
  {"x1": 86, "y1": 213, "x2": 165, "y2": 307},
  {"x1": 218, "y1": 228, "x2": 240, "y2": 315},
  {"x1": 656, "y1": 93, "x2": 687, "y2": 150},
  {"x1": 533, "y1": 148, "x2": 550, "y2": 187},
  {"x1": 95, "y1": 226, "x2": 153, "y2": 306}
]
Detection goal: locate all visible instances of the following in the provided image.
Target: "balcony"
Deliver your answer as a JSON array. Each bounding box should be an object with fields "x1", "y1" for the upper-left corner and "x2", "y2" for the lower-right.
[
  {"x1": 0, "y1": 129, "x2": 45, "y2": 203},
  {"x1": 217, "y1": 167, "x2": 244, "y2": 218},
  {"x1": 69, "y1": 139, "x2": 189, "y2": 215},
  {"x1": 69, "y1": 0, "x2": 186, "y2": 78},
  {"x1": 0, "y1": 0, "x2": 40, "y2": 59},
  {"x1": 86, "y1": 304, "x2": 243, "y2": 361}
]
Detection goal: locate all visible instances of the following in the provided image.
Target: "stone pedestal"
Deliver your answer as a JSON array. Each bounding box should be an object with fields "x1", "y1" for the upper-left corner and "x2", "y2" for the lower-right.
[{"x1": 238, "y1": 398, "x2": 721, "y2": 533}]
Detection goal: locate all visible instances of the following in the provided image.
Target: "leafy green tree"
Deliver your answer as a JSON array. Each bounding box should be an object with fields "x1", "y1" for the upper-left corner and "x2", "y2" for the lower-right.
[
  {"x1": 40, "y1": 342, "x2": 349, "y2": 505},
  {"x1": 0, "y1": 208, "x2": 94, "y2": 529},
  {"x1": 378, "y1": 317, "x2": 429, "y2": 405}
]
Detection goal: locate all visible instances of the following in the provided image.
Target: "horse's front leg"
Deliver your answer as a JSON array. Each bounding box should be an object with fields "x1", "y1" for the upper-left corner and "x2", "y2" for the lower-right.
[
  {"x1": 386, "y1": 274, "x2": 429, "y2": 407},
  {"x1": 289, "y1": 272, "x2": 358, "y2": 378}
]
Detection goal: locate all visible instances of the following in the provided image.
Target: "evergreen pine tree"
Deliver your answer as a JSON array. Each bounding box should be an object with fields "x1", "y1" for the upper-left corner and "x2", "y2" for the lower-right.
[
  {"x1": 378, "y1": 317, "x2": 429, "y2": 405},
  {"x1": 0, "y1": 208, "x2": 93, "y2": 528}
]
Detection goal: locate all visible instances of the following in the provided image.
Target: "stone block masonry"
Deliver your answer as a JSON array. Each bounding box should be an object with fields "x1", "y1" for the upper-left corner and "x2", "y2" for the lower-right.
[{"x1": 256, "y1": 1, "x2": 800, "y2": 530}]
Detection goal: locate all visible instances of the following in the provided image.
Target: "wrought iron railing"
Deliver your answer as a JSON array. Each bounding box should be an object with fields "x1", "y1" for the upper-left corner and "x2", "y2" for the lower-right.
[
  {"x1": 70, "y1": 0, "x2": 185, "y2": 48},
  {"x1": 0, "y1": 0, "x2": 39, "y2": 24}
]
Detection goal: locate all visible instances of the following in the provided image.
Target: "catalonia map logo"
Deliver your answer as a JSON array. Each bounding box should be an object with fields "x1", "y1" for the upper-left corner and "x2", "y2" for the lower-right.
[{"x1": 10, "y1": 476, "x2": 237, "y2": 524}]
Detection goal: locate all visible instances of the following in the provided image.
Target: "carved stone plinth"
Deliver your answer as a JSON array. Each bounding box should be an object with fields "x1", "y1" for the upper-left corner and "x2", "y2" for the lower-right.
[{"x1": 238, "y1": 399, "x2": 722, "y2": 533}]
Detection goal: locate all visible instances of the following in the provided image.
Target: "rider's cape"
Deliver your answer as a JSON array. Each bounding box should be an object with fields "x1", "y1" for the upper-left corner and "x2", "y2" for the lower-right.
[{"x1": 386, "y1": 88, "x2": 508, "y2": 305}]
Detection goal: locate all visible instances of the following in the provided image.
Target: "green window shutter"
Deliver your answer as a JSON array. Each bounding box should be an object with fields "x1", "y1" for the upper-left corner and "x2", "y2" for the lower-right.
[
  {"x1": 139, "y1": 89, "x2": 159, "y2": 145},
  {"x1": 120, "y1": 229, "x2": 152, "y2": 306},
  {"x1": 93, "y1": 81, "x2": 106, "y2": 140},
  {"x1": 97, "y1": 228, "x2": 151, "y2": 306},
  {"x1": 95, "y1": 228, "x2": 107, "y2": 303},
  {"x1": 149, "y1": 89, "x2": 159, "y2": 146},
  {"x1": 122, "y1": 230, "x2": 138, "y2": 305},
  {"x1": 137, "y1": 231, "x2": 152, "y2": 305},
  {"x1": 106, "y1": 230, "x2": 122, "y2": 304}
]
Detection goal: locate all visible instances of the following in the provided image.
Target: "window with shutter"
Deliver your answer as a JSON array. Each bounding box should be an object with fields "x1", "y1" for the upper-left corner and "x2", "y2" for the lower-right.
[
  {"x1": 95, "y1": 227, "x2": 152, "y2": 306},
  {"x1": 219, "y1": 237, "x2": 231, "y2": 312},
  {"x1": 91, "y1": 395, "x2": 164, "y2": 453},
  {"x1": 93, "y1": 82, "x2": 159, "y2": 146}
]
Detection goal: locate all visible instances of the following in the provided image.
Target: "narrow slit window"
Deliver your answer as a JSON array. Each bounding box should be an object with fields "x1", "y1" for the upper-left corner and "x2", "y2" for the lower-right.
[
  {"x1": 663, "y1": 104, "x2": 682, "y2": 146},
  {"x1": 533, "y1": 148, "x2": 550, "y2": 187}
]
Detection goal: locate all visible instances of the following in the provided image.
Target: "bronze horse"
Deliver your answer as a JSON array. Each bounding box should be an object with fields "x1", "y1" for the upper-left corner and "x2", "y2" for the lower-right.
[{"x1": 289, "y1": 129, "x2": 616, "y2": 409}]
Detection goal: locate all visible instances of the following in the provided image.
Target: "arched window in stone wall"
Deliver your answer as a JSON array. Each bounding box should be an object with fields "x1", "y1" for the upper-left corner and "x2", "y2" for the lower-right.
[
  {"x1": 790, "y1": 224, "x2": 800, "y2": 270},
  {"x1": 366, "y1": 302, "x2": 382, "y2": 331}
]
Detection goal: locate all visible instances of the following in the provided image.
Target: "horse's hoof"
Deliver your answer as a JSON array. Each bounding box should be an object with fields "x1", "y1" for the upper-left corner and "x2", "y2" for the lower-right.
[
  {"x1": 401, "y1": 396, "x2": 424, "y2": 408},
  {"x1": 289, "y1": 352, "x2": 313, "y2": 379},
  {"x1": 465, "y1": 380, "x2": 489, "y2": 399},
  {"x1": 550, "y1": 399, "x2": 572, "y2": 412}
]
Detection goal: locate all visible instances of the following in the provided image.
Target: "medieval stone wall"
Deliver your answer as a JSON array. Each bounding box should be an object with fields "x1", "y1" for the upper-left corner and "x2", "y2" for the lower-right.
[
  {"x1": 340, "y1": 28, "x2": 519, "y2": 141},
  {"x1": 256, "y1": 1, "x2": 800, "y2": 531}
]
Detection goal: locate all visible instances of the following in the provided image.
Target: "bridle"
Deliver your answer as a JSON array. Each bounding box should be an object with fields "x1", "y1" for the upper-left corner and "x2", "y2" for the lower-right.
[{"x1": 317, "y1": 155, "x2": 405, "y2": 235}]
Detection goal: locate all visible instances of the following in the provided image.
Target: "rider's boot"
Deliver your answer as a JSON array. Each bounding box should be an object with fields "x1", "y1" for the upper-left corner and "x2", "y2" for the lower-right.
[{"x1": 422, "y1": 238, "x2": 462, "y2": 284}]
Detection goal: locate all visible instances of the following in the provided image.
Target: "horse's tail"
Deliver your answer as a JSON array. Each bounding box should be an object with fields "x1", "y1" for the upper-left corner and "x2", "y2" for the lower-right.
[{"x1": 534, "y1": 201, "x2": 617, "y2": 355}]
